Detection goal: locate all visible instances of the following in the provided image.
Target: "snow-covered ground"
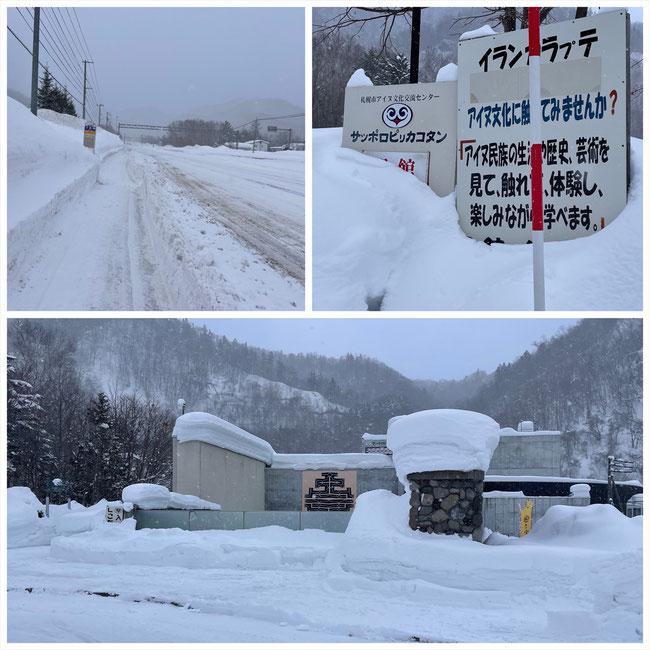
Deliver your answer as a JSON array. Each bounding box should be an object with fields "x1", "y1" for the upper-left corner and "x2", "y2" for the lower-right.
[
  {"x1": 7, "y1": 98, "x2": 304, "y2": 310},
  {"x1": 7, "y1": 487, "x2": 643, "y2": 643},
  {"x1": 313, "y1": 128, "x2": 643, "y2": 310}
]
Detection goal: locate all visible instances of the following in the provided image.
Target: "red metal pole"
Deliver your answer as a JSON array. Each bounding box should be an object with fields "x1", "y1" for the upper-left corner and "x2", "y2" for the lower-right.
[{"x1": 529, "y1": 7, "x2": 545, "y2": 310}]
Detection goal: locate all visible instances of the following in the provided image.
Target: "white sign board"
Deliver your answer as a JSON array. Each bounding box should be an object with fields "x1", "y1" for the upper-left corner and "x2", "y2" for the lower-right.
[
  {"x1": 105, "y1": 505, "x2": 123, "y2": 523},
  {"x1": 363, "y1": 150, "x2": 430, "y2": 185},
  {"x1": 342, "y1": 82, "x2": 457, "y2": 197},
  {"x1": 83, "y1": 122, "x2": 96, "y2": 151},
  {"x1": 457, "y1": 11, "x2": 629, "y2": 244}
]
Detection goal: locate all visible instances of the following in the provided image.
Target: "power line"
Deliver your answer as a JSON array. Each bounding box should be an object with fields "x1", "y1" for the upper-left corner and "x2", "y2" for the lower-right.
[
  {"x1": 21, "y1": 7, "x2": 84, "y2": 97},
  {"x1": 37, "y1": 9, "x2": 85, "y2": 92},
  {"x1": 7, "y1": 24, "x2": 84, "y2": 108},
  {"x1": 234, "y1": 113, "x2": 305, "y2": 130},
  {"x1": 56, "y1": 7, "x2": 86, "y2": 66},
  {"x1": 44, "y1": 8, "x2": 85, "y2": 85},
  {"x1": 72, "y1": 8, "x2": 103, "y2": 106}
]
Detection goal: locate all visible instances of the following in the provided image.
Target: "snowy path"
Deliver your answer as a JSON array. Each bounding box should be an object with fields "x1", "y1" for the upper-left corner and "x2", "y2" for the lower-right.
[{"x1": 8, "y1": 146, "x2": 304, "y2": 310}]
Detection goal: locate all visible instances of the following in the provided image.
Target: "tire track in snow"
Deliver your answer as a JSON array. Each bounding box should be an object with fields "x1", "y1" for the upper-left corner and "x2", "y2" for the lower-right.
[{"x1": 155, "y1": 158, "x2": 305, "y2": 283}]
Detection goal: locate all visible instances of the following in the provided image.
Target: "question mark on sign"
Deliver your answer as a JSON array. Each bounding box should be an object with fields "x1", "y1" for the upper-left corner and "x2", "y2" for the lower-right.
[{"x1": 609, "y1": 89, "x2": 618, "y2": 115}]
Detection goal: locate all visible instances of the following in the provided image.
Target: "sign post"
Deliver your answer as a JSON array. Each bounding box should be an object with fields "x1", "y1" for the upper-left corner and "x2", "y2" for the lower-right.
[
  {"x1": 520, "y1": 500, "x2": 534, "y2": 536},
  {"x1": 456, "y1": 11, "x2": 629, "y2": 246},
  {"x1": 529, "y1": 7, "x2": 545, "y2": 310},
  {"x1": 83, "y1": 122, "x2": 96, "y2": 151},
  {"x1": 105, "y1": 505, "x2": 124, "y2": 523}
]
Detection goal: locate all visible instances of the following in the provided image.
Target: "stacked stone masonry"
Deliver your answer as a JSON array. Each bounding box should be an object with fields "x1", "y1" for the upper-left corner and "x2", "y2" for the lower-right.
[{"x1": 408, "y1": 470, "x2": 485, "y2": 542}]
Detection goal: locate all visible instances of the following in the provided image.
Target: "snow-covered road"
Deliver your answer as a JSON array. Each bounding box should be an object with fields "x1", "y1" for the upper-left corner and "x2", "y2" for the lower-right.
[
  {"x1": 8, "y1": 138, "x2": 304, "y2": 310},
  {"x1": 147, "y1": 145, "x2": 305, "y2": 283}
]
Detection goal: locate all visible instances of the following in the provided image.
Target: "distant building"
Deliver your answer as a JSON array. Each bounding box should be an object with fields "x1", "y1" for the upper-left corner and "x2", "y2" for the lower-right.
[
  {"x1": 170, "y1": 412, "x2": 642, "y2": 528},
  {"x1": 243, "y1": 139, "x2": 269, "y2": 152}
]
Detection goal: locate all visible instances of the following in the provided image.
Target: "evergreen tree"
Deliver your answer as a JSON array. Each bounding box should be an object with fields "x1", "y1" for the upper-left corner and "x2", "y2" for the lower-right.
[
  {"x1": 7, "y1": 354, "x2": 52, "y2": 490},
  {"x1": 37, "y1": 67, "x2": 57, "y2": 110},
  {"x1": 37, "y1": 68, "x2": 77, "y2": 116}
]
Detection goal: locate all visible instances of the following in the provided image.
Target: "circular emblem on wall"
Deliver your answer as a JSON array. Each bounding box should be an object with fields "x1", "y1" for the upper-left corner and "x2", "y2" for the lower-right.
[{"x1": 382, "y1": 103, "x2": 413, "y2": 128}]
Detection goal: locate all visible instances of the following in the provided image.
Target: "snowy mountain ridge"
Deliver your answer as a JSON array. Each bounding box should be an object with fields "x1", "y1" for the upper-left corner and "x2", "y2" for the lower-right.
[{"x1": 7, "y1": 319, "x2": 642, "y2": 474}]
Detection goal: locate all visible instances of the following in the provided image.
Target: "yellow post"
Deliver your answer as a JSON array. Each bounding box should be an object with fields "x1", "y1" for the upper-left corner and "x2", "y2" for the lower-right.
[{"x1": 520, "y1": 500, "x2": 534, "y2": 537}]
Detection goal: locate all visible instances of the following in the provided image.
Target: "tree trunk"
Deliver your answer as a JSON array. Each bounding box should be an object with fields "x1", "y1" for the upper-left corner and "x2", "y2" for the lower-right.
[{"x1": 503, "y1": 7, "x2": 517, "y2": 32}]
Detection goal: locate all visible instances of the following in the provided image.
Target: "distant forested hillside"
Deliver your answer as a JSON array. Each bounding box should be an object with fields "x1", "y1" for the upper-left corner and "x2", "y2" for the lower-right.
[{"x1": 7, "y1": 318, "x2": 642, "y2": 503}]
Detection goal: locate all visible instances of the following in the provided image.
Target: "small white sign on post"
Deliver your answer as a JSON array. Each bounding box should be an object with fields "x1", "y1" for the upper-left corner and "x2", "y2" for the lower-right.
[
  {"x1": 83, "y1": 122, "x2": 96, "y2": 151},
  {"x1": 105, "y1": 505, "x2": 124, "y2": 523},
  {"x1": 342, "y1": 81, "x2": 457, "y2": 197},
  {"x1": 456, "y1": 10, "x2": 629, "y2": 244}
]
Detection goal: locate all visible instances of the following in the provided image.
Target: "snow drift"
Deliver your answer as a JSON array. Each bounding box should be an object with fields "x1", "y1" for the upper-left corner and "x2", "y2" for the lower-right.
[
  {"x1": 6, "y1": 487, "x2": 132, "y2": 548},
  {"x1": 313, "y1": 128, "x2": 643, "y2": 310},
  {"x1": 7, "y1": 98, "x2": 122, "y2": 232}
]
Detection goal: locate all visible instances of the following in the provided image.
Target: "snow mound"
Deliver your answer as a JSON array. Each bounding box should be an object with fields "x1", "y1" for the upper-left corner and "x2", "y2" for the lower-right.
[
  {"x1": 7, "y1": 97, "x2": 122, "y2": 231},
  {"x1": 521, "y1": 504, "x2": 643, "y2": 551},
  {"x1": 436, "y1": 63, "x2": 458, "y2": 82},
  {"x1": 173, "y1": 412, "x2": 274, "y2": 465},
  {"x1": 313, "y1": 128, "x2": 643, "y2": 310},
  {"x1": 387, "y1": 409, "x2": 500, "y2": 488},
  {"x1": 347, "y1": 68, "x2": 373, "y2": 87},
  {"x1": 7, "y1": 487, "x2": 133, "y2": 548},
  {"x1": 325, "y1": 489, "x2": 642, "y2": 642},
  {"x1": 50, "y1": 525, "x2": 339, "y2": 570},
  {"x1": 7, "y1": 487, "x2": 53, "y2": 548},
  {"x1": 122, "y1": 483, "x2": 221, "y2": 510},
  {"x1": 460, "y1": 25, "x2": 497, "y2": 41}
]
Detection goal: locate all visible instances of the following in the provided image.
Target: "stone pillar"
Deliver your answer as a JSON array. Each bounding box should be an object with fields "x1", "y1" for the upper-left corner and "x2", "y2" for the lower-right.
[{"x1": 407, "y1": 470, "x2": 485, "y2": 541}]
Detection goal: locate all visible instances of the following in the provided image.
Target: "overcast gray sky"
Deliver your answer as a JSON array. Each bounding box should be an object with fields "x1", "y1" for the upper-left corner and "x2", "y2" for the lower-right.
[
  {"x1": 190, "y1": 318, "x2": 579, "y2": 381},
  {"x1": 7, "y1": 7, "x2": 305, "y2": 116}
]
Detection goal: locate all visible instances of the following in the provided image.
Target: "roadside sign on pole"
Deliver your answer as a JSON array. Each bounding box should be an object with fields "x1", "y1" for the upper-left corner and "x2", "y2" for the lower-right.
[
  {"x1": 457, "y1": 10, "x2": 629, "y2": 244},
  {"x1": 267, "y1": 125, "x2": 278, "y2": 132},
  {"x1": 83, "y1": 122, "x2": 96, "y2": 151}
]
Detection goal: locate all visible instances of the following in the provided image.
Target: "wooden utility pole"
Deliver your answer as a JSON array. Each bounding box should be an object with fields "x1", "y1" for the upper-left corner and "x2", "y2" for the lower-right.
[
  {"x1": 30, "y1": 8, "x2": 41, "y2": 115},
  {"x1": 409, "y1": 7, "x2": 421, "y2": 84},
  {"x1": 82, "y1": 59, "x2": 93, "y2": 120}
]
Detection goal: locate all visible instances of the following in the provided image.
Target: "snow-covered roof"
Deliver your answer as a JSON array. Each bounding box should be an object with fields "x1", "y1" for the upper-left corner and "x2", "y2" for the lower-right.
[
  {"x1": 271, "y1": 453, "x2": 393, "y2": 471},
  {"x1": 361, "y1": 433, "x2": 387, "y2": 441},
  {"x1": 485, "y1": 475, "x2": 642, "y2": 487},
  {"x1": 387, "y1": 409, "x2": 501, "y2": 488},
  {"x1": 499, "y1": 427, "x2": 562, "y2": 437},
  {"x1": 173, "y1": 411, "x2": 274, "y2": 465},
  {"x1": 459, "y1": 24, "x2": 497, "y2": 41}
]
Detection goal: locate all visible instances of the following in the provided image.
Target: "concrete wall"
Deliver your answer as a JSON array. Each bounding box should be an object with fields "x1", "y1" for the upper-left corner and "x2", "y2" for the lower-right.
[
  {"x1": 135, "y1": 509, "x2": 352, "y2": 533},
  {"x1": 483, "y1": 495, "x2": 590, "y2": 537},
  {"x1": 265, "y1": 467, "x2": 402, "y2": 511},
  {"x1": 173, "y1": 438, "x2": 266, "y2": 511},
  {"x1": 488, "y1": 435, "x2": 563, "y2": 476}
]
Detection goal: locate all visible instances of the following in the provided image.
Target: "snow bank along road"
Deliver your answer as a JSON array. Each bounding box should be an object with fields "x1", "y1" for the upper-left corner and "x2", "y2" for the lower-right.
[{"x1": 8, "y1": 144, "x2": 304, "y2": 310}]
